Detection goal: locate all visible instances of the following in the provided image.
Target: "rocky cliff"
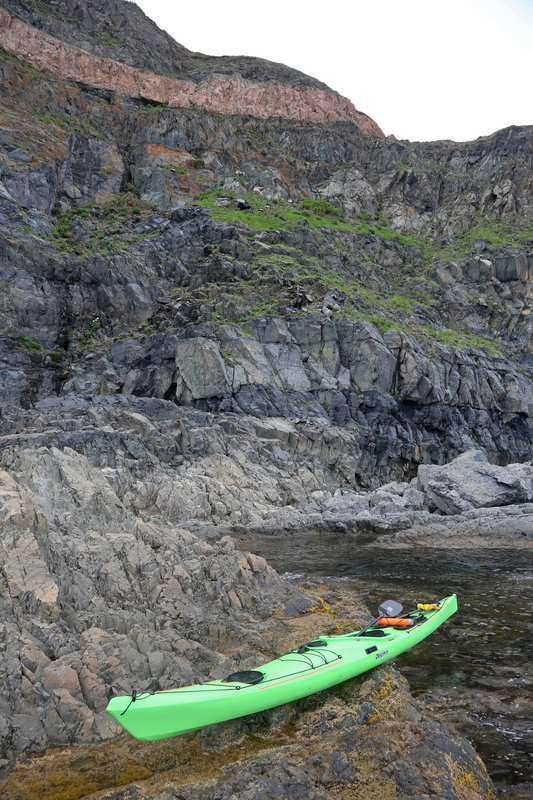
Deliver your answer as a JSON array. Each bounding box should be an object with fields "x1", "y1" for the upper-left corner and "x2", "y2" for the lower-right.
[
  {"x1": 0, "y1": 5, "x2": 383, "y2": 132},
  {"x1": 0, "y1": 0, "x2": 532, "y2": 798}
]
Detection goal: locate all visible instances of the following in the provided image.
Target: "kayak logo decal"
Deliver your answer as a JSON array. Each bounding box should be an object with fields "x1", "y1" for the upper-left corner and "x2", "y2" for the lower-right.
[{"x1": 375, "y1": 649, "x2": 389, "y2": 659}]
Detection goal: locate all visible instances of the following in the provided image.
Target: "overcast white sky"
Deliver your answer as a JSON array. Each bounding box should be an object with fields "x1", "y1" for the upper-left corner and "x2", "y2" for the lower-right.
[{"x1": 134, "y1": 0, "x2": 532, "y2": 142}]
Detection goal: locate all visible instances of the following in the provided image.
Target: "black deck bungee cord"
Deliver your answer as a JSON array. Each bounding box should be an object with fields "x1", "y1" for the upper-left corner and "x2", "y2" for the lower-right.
[{"x1": 121, "y1": 645, "x2": 344, "y2": 711}]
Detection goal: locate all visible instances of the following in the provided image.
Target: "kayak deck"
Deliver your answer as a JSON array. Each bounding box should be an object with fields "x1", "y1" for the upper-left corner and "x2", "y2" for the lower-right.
[{"x1": 107, "y1": 593, "x2": 457, "y2": 740}]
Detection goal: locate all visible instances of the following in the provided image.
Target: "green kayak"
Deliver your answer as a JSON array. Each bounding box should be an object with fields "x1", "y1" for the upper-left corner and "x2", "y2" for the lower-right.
[{"x1": 106, "y1": 593, "x2": 457, "y2": 740}]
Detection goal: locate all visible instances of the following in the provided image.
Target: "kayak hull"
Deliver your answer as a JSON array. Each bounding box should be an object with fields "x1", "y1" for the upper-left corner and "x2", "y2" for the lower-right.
[{"x1": 107, "y1": 593, "x2": 457, "y2": 740}]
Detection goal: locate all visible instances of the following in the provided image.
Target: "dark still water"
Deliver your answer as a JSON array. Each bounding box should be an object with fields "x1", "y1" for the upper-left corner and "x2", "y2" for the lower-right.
[{"x1": 236, "y1": 534, "x2": 533, "y2": 795}]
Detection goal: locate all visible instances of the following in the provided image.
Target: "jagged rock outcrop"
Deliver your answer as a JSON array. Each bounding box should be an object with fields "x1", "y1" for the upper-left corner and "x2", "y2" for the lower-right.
[
  {"x1": 316, "y1": 126, "x2": 533, "y2": 230},
  {"x1": 55, "y1": 316, "x2": 533, "y2": 485},
  {"x1": 0, "y1": 439, "x2": 309, "y2": 764},
  {"x1": 415, "y1": 448, "x2": 533, "y2": 514},
  {"x1": 0, "y1": 424, "x2": 501, "y2": 799},
  {"x1": 0, "y1": 428, "x2": 499, "y2": 800}
]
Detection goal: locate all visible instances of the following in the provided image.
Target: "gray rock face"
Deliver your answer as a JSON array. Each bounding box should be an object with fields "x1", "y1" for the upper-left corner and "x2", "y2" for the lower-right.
[
  {"x1": 1, "y1": 130, "x2": 126, "y2": 214},
  {"x1": 317, "y1": 127, "x2": 533, "y2": 234},
  {"x1": 0, "y1": 437, "x2": 303, "y2": 766},
  {"x1": 175, "y1": 337, "x2": 230, "y2": 401},
  {"x1": 59, "y1": 316, "x2": 531, "y2": 484},
  {"x1": 248, "y1": 448, "x2": 533, "y2": 541}
]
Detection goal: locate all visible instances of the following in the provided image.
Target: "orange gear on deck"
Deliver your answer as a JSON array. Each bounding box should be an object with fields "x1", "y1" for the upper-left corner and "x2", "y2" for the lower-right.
[{"x1": 378, "y1": 618, "x2": 414, "y2": 628}]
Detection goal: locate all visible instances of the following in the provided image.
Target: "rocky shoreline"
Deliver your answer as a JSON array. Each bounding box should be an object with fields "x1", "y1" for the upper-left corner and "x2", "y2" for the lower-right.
[
  {"x1": 1, "y1": 422, "x2": 529, "y2": 798},
  {"x1": 249, "y1": 448, "x2": 533, "y2": 542},
  {"x1": 0, "y1": 575, "x2": 497, "y2": 800}
]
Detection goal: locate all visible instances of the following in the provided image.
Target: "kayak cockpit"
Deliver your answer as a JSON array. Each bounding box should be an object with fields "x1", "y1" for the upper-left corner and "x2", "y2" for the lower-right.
[{"x1": 223, "y1": 670, "x2": 264, "y2": 685}]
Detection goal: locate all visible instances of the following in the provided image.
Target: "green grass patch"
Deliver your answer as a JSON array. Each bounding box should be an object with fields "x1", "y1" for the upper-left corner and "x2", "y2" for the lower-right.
[
  {"x1": 29, "y1": 108, "x2": 104, "y2": 139},
  {"x1": 428, "y1": 219, "x2": 533, "y2": 263},
  {"x1": 194, "y1": 190, "x2": 423, "y2": 247},
  {"x1": 234, "y1": 298, "x2": 281, "y2": 322},
  {"x1": 49, "y1": 192, "x2": 161, "y2": 254},
  {"x1": 335, "y1": 308, "x2": 404, "y2": 335},
  {"x1": 385, "y1": 293, "x2": 423, "y2": 312},
  {"x1": 29, "y1": 108, "x2": 103, "y2": 139},
  {"x1": 161, "y1": 163, "x2": 189, "y2": 174},
  {"x1": 301, "y1": 197, "x2": 343, "y2": 217},
  {"x1": 97, "y1": 33, "x2": 121, "y2": 48},
  {"x1": 30, "y1": 111, "x2": 60, "y2": 127},
  {"x1": 205, "y1": 289, "x2": 283, "y2": 323},
  {"x1": 81, "y1": 318, "x2": 102, "y2": 342},
  {"x1": 254, "y1": 253, "x2": 303, "y2": 272},
  {"x1": 335, "y1": 312, "x2": 502, "y2": 353},
  {"x1": 316, "y1": 270, "x2": 428, "y2": 313},
  {"x1": 251, "y1": 240, "x2": 431, "y2": 321},
  {"x1": 418, "y1": 325, "x2": 502, "y2": 353},
  {"x1": 16, "y1": 334, "x2": 41, "y2": 351}
]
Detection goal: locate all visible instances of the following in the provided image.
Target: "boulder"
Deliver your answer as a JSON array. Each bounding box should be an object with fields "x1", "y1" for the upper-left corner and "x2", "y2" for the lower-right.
[
  {"x1": 175, "y1": 337, "x2": 229, "y2": 400},
  {"x1": 416, "y1": 449, "x2": 533, "y2": 514}
]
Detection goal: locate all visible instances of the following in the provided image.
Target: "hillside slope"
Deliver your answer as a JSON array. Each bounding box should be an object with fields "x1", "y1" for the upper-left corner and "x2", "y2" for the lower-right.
[
  {"x1": 0, "y1": 2, "x2": 384, "y2": 131},
  {"x1": 1, "y1": 0, "x2": 334, "y2": 85}
]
